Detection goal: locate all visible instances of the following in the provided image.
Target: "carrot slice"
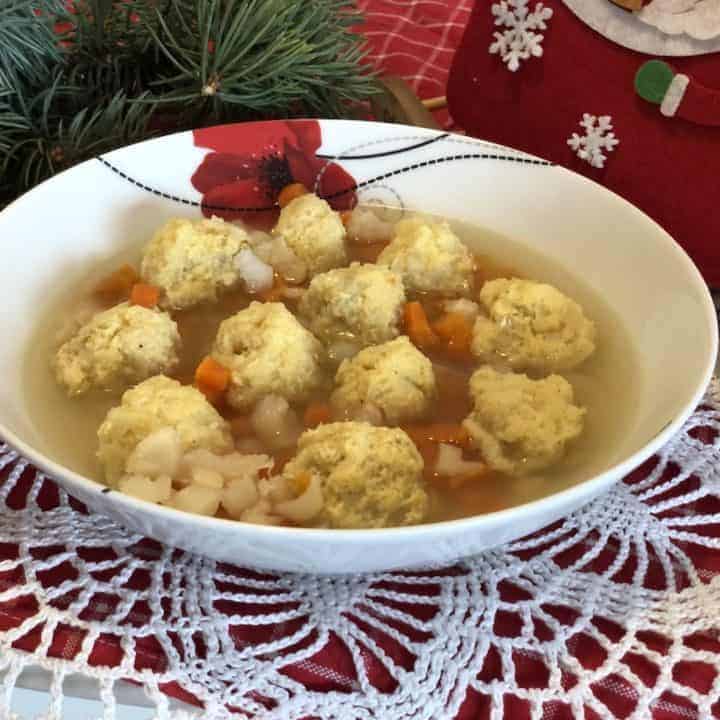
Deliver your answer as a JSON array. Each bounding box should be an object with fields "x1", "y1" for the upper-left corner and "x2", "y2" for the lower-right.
[
  {"x1": 129, "y1": 282, "x2": 160, "y2": 308},
  {"x1": 94, "y1": 264, "x2": 140, "y2": 302},
  {"x1": 194, "y1": 356, "x2": 231, "y2": 395},
  {"x1": 432, "y1": 312, "x2": 473, "y2": 358},
  {"x1": 403, "y1": 301, "x2": 439, "y2": 350},
  {"x1": 277, "y1": 182, "x2": 308, "y2": 208},
  {"x1": 303, "y1": 402, "x2": 333, "y2": 428},
  {"x1": 402, "y1": 423, "x2": 470, "y2": 448}
]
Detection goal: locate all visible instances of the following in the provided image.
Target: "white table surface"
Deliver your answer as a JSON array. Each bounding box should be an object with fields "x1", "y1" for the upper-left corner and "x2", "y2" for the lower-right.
[
  {"x1": 13, "y1": 688, "x2": 154, "y2": 719},
  {"x1": 12, "y1": 668, "x2": 197, "y2": 719}
]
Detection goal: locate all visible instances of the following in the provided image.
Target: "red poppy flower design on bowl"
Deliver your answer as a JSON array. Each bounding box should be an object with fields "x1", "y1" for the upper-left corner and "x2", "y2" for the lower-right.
[{"x1": 191, "y1": 120, "x2": 357, "y2": 227}]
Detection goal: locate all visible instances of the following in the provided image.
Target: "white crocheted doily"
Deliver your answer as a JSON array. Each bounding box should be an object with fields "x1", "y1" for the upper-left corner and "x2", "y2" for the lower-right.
[{"x1": 0, "y1": 380, "x2": 719, "y2": 720}]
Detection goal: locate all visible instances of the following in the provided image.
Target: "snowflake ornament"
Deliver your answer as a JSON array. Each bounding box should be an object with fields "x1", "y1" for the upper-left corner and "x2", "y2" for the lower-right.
[
  {"x1": 567, "y1": 114, "x2": 620, "y2": 169},
  {"x1": 489, "y1": 0, "x2": 553, "y2": 72}
]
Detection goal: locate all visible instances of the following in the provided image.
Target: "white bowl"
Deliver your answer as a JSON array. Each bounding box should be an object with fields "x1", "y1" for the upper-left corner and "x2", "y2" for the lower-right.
[{"x1": 0, "y1": 120, "x2": 716, "y2": 573}]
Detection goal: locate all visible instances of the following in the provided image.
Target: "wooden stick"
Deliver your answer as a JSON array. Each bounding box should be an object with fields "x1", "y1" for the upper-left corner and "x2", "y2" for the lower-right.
[
  {"x1": 607, "y1": 0, "x2": 643, "y2": 10},
  {"x1": 422, "y1": 95, "x2": 448, "y2": 111}
]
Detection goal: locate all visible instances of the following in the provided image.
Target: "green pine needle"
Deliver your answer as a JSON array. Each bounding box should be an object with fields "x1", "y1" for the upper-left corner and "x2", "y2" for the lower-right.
[{"x1": 0, "y1": 1, "x2": 62, "y2": 85}]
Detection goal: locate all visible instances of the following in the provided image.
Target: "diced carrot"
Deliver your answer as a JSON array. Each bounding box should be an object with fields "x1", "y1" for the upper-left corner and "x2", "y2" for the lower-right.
[
  {"x1": 257, "y1": 274, "x2": 286, "y2": 302},
  {"x1": 277, "y1": 182, "x2": 308, "y2": 208},
  {"x1": 339, "y1": 210, "x2": 354, "y2": 227},
  {"x1": 229, "y1": 415, "x2": 253, "y2": 437},
  {"x1": 419, "y1": 295, "x2": 447, "y2": 322},
  {"x1": 402, "y1": 423, "x2": 470, "y2": 448},
  {"x1": 403, "y1": 301, "x2": 439, "y2": 350},
  {"x1": 454, "y1": 482, "x2": 506, "y2": 515},
  {"x1": 194, "y1": 356, "x2": 231, "y2": 394},
  {"x1": 292, "y1": 471, "x2": 312, "y2": 495},
  {"x1": 303, "y1": 402, "x2": 333, "y2": 428},
  {"x1": 432, "y1": 312, "x2": 473, "y2": 358},
  {"x1": 129, "y1": 282, "x2": 160, "y2": 308},
  {"x1": 94, "y1": 263, "x2": 140, "y2": 302}
]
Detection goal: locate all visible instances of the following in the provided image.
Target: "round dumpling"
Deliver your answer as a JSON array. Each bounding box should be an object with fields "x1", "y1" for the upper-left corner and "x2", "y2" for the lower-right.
[
  {"x1": 472, "y1": 278, "x2": 596, "y2": 373},
  {"x1": 141, "y1": 216, "x2": 250, "y2": 309},
  {"x1": 462, "y1": 366, "x2": 585, "y2": 475},
  {"x1": 212, "y1": 302, "x2": 325, "y2": 410},
  {"x1": 282, "y1": 422, "x2": 427, "y2": 528},
  {"x1": 331, "y1": 337, "x2": 436, "y2": 424},
  {"x1": 53, "y1": 302, "x2": 180, "y2": 396},
  {"x1": 378, "y1": 216, "x2": 475, "y2": 297},
  {"x1": 272, "y1": 193, "x2": 346, "y2": 277},
  {"x1": 97, "y1": 375, "x2": 232, "y2": 485},
  {"x1": 299, "y1": 263, "x2": 406, "y2": 354}
]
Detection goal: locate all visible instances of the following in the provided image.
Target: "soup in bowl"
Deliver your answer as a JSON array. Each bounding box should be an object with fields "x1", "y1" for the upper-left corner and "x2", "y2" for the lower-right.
[{"x1": 0, "y1": 120, "x2": 715, "y2": 572}]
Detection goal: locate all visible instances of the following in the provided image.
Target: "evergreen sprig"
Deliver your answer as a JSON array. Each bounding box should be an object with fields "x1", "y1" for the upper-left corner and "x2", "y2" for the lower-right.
[{"x1": 0, "y1": 0, "x2": 377, "y2": 209}]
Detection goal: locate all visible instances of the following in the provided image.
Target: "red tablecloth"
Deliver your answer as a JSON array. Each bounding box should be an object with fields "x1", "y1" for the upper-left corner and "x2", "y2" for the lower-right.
[{"x1": 356, "y1": 0, "x2": 473, "y2": 128}]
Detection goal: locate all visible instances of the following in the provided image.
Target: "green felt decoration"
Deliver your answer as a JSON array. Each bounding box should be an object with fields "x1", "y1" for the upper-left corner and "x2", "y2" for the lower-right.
[{"x1": 635, "y1": 60, "x2": 675, "y2": 105}]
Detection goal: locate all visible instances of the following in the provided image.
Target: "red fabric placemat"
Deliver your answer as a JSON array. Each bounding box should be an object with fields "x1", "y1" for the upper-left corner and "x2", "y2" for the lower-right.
[{"x1": 356, "y1": 0, "x2": 474, "y2": 128}]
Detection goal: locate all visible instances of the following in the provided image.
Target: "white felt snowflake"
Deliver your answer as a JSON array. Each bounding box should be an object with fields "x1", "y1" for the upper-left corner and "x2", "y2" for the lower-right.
[
  {"x1": 489, "y1": 0, "x2": 553, "y2": 72},
  {"x1": 567, "y1": 114, "x2": 620, "y2": 169}
]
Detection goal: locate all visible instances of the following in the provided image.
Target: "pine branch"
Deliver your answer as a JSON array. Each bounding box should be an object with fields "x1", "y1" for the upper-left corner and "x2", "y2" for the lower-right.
[
  {"x1": 1, "y1": 74, "x2": 154, "y2": 204},
  {"x1": 0, "y1": 1, "x2": 63, "y2": 85},
  {"x1": 1, "y1": 0, "x2": 379, "y2": 209},
  {"x1": 145, "y1": 0, "x2": 378, "y2": 122}
]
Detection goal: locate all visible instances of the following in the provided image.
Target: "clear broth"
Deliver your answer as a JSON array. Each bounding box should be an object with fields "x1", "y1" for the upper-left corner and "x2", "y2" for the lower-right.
[{"x1": 24, "y1": 211, "x2": 642, "y2": 523}]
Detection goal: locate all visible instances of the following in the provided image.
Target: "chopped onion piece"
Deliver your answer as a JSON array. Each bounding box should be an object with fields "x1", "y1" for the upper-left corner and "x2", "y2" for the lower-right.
[
  {"x1": 251, "y1": 395, "x2": 302, "y2": 450},
  {"x1": 221, "y1": 477, "x2": 259, "y2": 519},
  {"x1": 182, "y1": 449, "x2": 273, "y2": 481},
  {"x1": 235, "y1": 248, "x2": 274, "y2": 293},
  {"x1": 435, "y1": 443, "x2": 486, "y2": 478},
  {"x1": 126, "y1": 428, "x2": 182, "y2": 478},
  {"x1": 119, "y1": 474, "x2": 172, "y2": 503},
  {"x1": 326, "y1": 339, "x2": 361, "y2": 363},
  {"x1": 258, "y1": 236, "x2": 304, "y2": 284},
  {"x1": 191, "y1": 466, "x2": 224, "y2": 490},
  {"x1": 258, "y1": 475, "x2": 294, "y2": 503},
  {"x1": 168, "y1": 485, "x2": 221, "y2": 516},
  {"x1": 346, "y1": 206, "x2": 395, "y2": 245},
  {"x1": 444, "y1": 298, "x2": 480, "y2": 322},
  {"x1": 275, "y1": 475, "x2": 324, "y2": 523}
]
